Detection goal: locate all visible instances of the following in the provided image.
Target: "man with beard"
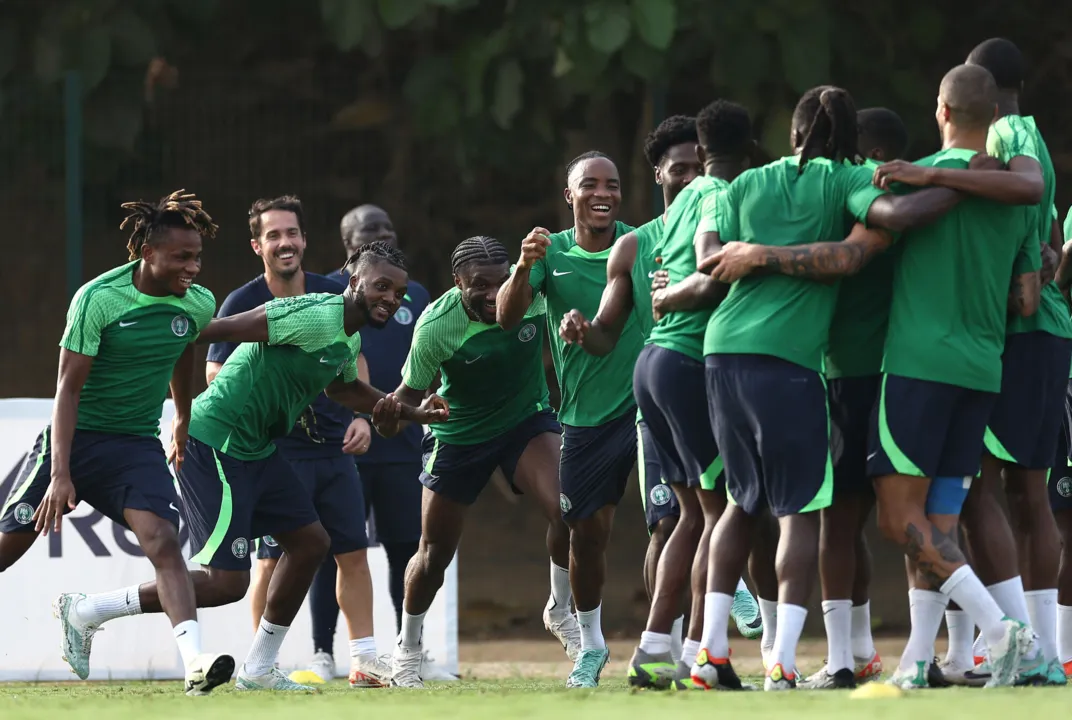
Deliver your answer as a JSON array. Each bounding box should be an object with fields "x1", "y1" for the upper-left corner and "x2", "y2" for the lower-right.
[
  {"x1": 386, "y1": 236, "x2": 574, "y2": 688},
  {"x1": 498, "y1": 152, "x2": 641, "y2": 687}
]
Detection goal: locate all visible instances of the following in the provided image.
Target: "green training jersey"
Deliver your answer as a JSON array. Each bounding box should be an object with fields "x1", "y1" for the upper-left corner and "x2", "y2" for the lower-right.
[
  {"x1": 60, "y1": 261, "x2": 215, "y2": 437},
  {"x1": 630, "y1": 217, "x2": 662, "y2": 339},
  {"x1": 648, "y1": 175, "x2": 730, "y2": 362},
  {"x1": 702, "y1": 156, "x2": 885, "y2": 371},
  {"x1": 527, "y1": 221, "x2": 643, "y2": 427},
  {"x1": 988, "y1": 116, "x2": 1072, "y2": 340},
  {"x1": 826, "y1": 159, "x2": 898, "y2": 379},
  {"x1": 188, "y1": 294, "x2": 362, "y2": 460},
  {"x1": 882, "y1": 148, "x2": 1037, "y2": 393},
  {"x1": 402, "y1": 287, "x2": 551, "y2": 445}
]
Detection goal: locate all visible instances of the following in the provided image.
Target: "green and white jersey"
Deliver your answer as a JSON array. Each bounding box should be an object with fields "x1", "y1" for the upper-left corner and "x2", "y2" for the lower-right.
[
  {"x1": 188, "y1": 294, "x2": 362, "y2": 460},
  {"x1": 649, "y1": 175, "x2": 730, "y2": 362},
  {"x1": 988, "y1": 116, "x2": 1072, "y2": 341},
  {"x1": 630, "y1": 217, "x2": 662, "y2": 339},
  {"x1": 402, "y1": 287, "x2": 551, "y2": 446},
  {"x1": 60, "y1": 261, "x2": 215, "y2": 437},
  {"x1": 882, "y1": 148, "x2": 1037, "y2": 393},
  {"x1": 527, "y1": 221, "x2": 644, "y2": 427}
]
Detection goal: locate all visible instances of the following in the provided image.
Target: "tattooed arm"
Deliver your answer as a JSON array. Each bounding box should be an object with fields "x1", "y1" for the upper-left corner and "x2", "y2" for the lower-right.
[{"x1": 1008, "y1": 271, "x2": 1041, "y2": 317}]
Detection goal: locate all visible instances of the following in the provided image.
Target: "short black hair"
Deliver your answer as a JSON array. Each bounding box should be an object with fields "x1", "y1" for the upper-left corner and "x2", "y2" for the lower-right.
[
  {"x1": 344, "y1": 240, "x2": 408, "y2": 276},
  {"x1": 792, "y1": 85, "x2": 860, "y2": 174},
  {"x1": 451, "y1": 236, "x2": 510, "y2": 275},
  {"x1": 643, "y1": 115, "x2": 698, "y2": 167},
  {"x1": 695, "y1": 100, "x2": 752, "y2": 159},
  {"x1": 565, "y1": 150, "x2": 611, "y2": 183},
  {"x1": 249, "y1": 195, "x2": 305, "y2": 239},
  {"x1": 120, "y1": 189, "x2": 218, "y2": 261},
  {"x1": 857, "y1": 108, "x2": 908, "y2": 161},
  {"x1": 967, "y1": 38, "x2": 1024, "y2": 91},
  {"x1": 939, "y1": 64, "x2": 999, "y2": 130}
]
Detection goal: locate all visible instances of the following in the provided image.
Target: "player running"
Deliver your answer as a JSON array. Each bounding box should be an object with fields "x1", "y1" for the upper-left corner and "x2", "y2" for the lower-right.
[
  {"x1": 498, "y1": 152, "x2": 639, "y2": 687},
  {"x1": 1055, "y1": 224, "x2": 1072, "y2": 678},
  {"x1": 206, "y1": 196, "x2": 390, "y2": 688},
  {"x1": 692, "y1": 83, "x2": 969, "y2": 691},
  {"x1": 0, "y1": 191, "x2": 233, "y2": 695},
  {"x1": 57, "y1": 241, "x2": 447, "y2": 692},
  {"x1": 386, "y1": 236, "x2": 574, "y2": 688}
]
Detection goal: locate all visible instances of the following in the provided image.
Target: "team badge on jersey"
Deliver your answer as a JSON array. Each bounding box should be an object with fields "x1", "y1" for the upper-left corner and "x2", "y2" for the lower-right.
[
  {"x1": 262, "y1": 535, "x2": 278, "y2": 548},
  {"x1": 232, "y1": 537, "x2": 249, "y2": 559},
  {"x1": 13, "y1": 502, "x2": 34, "y2": 525},
  {"x1": 649, "y1": 484, "x2": 672, "y2": 506},
  {"x1": 518, "y1": 323, "x2": 537, "y2": 342},
  {"x1": 559, "y1": 493, "x2": 572, "y2": 514},
  {"x1": 394, "y1": 307, "x2": 413, "y2": 325},
  {"x1": 171, "y1": 315, "x2": 190, "y2": 337},
  {"x1": 1058, "y1": 476, "x2": 1072, "y2": 498}
]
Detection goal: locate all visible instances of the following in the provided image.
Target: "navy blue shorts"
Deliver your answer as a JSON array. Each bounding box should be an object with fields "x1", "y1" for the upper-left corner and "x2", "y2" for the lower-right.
[
  {"x1": 0, "y1": 427, "x2": 179, "y2": 533},
  {"x1": 634, "y1": 344, "x2": 724, "y2": 493},
  {"x1": 256, "y1": 455, "x2": 368, "y2": 560},
  {"x1": 1048, "y1": 379, "x2": 1072, "y2": 512},
  {"x1": 705, "y1": 354, "x2": 832, "y2": 518},
  {"x1": 985, "y1": 332, "x2": 1072, "y2": 469},
  {"x1": 361, "y1": 461, "x2": 423, "y2": 544},
  {"x1": 421, "y1": 409, "x2": 561, "y2": 506},
  {"x1": 560, "y1": 410, "x2": 637, "y2": 522},
  {"x1": 637, "y1": 419, "x2": 679, "y2": 534},
  {"x1": 828, "y1": 375, "x2": 880, "y2": 494},
  {"x1": 180, "y1": 437, "x2": 320, "y2": 571},
  {"x1": 868, "y1": 374, "x2": 996, "y2": 480}
]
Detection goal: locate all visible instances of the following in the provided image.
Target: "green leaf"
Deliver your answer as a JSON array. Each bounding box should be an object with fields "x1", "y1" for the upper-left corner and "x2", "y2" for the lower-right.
[
  {"x1": 622, "y1": 39, "x2": 663, "y2": 80},
  {"x1": 109, "y1": 10, "x2": 157, "y2": 66},
  {"x1": 584, "y1": 3, "x2": 631, "y2": 55},
  {"x1": 631, "y1": 0, "x2": 675, "y2": 50},
  {"x1": 490, "y1": 60, "x2": 523, "y2": 129},
  {"x1": 378, "y1": 0, "x2": 425, "y2": 29},
  {"x1": 321, "y1": 0, "x2": 373, "y2": 51},
  {"x1": 457, "y1": 30, "x2": 507, "y2": 116}
]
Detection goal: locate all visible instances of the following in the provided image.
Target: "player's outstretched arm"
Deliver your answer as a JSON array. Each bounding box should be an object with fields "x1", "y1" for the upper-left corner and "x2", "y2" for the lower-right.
[
  {"x1": 873, "y1": 156, "x2": 1043, "y2": 206},
  {"x1": 703, "y1": 224, "x2": 894, "y2": 284},
  {"x1": 38, "y1": 350, "x2": 93, "y2": 533},
  {"x1": 325, "y1": 378, "x2": 448, "y2": 429},
  {"x1": 865, "y1": 188, "x2": 962, "y2": 233},
  {"x1": 568, "y1": 233, "x2": 637, "y2": 356},
  {"x1": 1008, "y1": 270, "x2": 1041, "y2": 318},
  {"x1": 195, "y1": 306, "x2": 269, "y2": 345},
  {"x1": 497, "y1": 227, "x2": 549, "y2": 329}
]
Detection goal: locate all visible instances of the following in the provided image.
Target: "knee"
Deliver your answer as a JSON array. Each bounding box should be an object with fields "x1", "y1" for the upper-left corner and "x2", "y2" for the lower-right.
[
  {"x1": 570, "y1": 518, "x2": 610, "y2": 553},
  {"x1": 415, "y1": 540, "x2": 454, "y2": 576},
  {"x1": 335, "y1": 549, "x2": 370, "y2": 577},
  {"x1": 139, "y1": 521, "x2": 184, "y2": 565},
  {"x1": 208, "y1": 568, "x2": 251, "y2": 604}
]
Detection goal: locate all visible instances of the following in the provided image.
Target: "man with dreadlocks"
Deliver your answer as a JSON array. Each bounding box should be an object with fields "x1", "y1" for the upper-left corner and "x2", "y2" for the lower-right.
[
  {"x1": 498, "y1": 151, "x2": 638, "y2": 688},
  {"x1": 690, "y1": 84, "x2": 969, "y2": 691},
  {"x1": 58, "y1": 241, "x2": 448, "y2": 693},
  {"x1": 384, "y1": 236, "x2": 571, "y2": 688},
  {"x1": 0, "y1": 191, "x2": 233, "y2": 695}
]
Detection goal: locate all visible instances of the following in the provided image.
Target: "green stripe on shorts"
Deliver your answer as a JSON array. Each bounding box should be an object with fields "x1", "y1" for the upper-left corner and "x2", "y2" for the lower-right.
[
  {"x1": 189, "y1": 448, "x2": 234, "y2": 565},
  {"x1": 878, "y1": 374, "x2": 925, "y2": 477},
  {"x1": 424, "y1": 438, "x2": 440, "y2": 475},
  {"x1": 983, "y1": 426, "x2": 1016, "y2": 464},
  {"x1": 699, "y1": 456, "x2": 723, "y2": 492},
  {"x1": 800, "y1": 374, "x2": 833, "y2": 514},
  {"x1": 2, "y1": 427, "x2": 49, "y2": 516}
]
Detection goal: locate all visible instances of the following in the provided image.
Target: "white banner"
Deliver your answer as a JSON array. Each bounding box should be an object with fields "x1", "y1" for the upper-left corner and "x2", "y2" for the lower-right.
[{"x1": 0, "y1": 398, "x2": 456, "y2": 681}]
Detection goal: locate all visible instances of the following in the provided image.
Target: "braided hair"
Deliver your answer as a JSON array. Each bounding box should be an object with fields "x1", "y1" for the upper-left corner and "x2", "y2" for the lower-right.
[
  {"x1": 792, "y1": 86, "x2": 860, "y2": 175},
  {"x1": 344, "y1": 239, "x2": 408, "y2": 276},
  {"x1": 120, "y1": 189, "x2": 218, "y2": 261},
  {"x1": 451, "y1": 236, "x2": 510, "y2": 276}
]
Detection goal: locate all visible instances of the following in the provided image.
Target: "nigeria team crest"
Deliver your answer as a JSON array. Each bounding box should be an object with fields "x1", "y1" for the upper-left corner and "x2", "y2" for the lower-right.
[
  {"x1": 171, "y1": 315, "x2": 190, "y2": 337},
  {"x1": 394, "y1": 307, "x2": 413, "y2": 325},
  {"x1": 559, "y1": 493, "x2": 572, "y2": 514},
  {"x1": 518, "y1": 323, "x2": 537, "y2": 342},
  {"x1": 1058, "y1": 476, "x2": 1072, "y2": 498},
  {"x1": 232, "y1": 537, "x2": 249, "y2": 559},
  {"x1": 649, "y1": 484, "x2": 672, "y2": 506},
  {"x1": 13, "y1": 502, "x2": 33, "y2": 525},
  {"x1": 262, "y1": 535, "x2": 278, "y2": 547}
]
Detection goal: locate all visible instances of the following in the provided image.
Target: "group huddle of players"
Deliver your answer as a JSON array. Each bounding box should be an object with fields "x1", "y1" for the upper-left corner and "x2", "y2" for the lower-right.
[{"x1": 3, "y1": 33, "x2": 1072, "y2": 696}]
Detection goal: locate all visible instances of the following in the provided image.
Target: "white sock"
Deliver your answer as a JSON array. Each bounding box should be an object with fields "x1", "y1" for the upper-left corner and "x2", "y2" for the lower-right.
[
  {"x1": 772, "y1": 603, "x2": 807, "y2": 674},
  {"x1": 577, "y1": 605, "x2": 605, "y2": 651},
  {"x1": 699, "y1": 592, "x2": 732, "y2": 658},
  {"x1": 639, "y1": 631, "x2": 672, "y2": 656},
  {"x1": 943, "y1": 609, "x2": 975, "y2": 666},
  {"x1": 758, "y1": 597, "x2": 778, "y2": 659},
  {"x1": 900, "y1": 589, "x2": 947, "y2": 671},
  {"x1": 399, "y1": 610, "x2": 426, "y2": 650},
  {"x1": 682, "y1": 638, "x2": 700, "y2": 665},
  {"x1": 851, "y1": 602, "x2": 875, "y2": 659},
  {"x1": 1025, "y1": 589, "x2": 1058, "y2": 662},
  {"x1": 75, "y1": 586, "x2": 142, "y2": 626},
  {"x1": 986, "y1": 577, "x2": 1030, "y2": 624},
  {"x1": 1058, "y1": 604, "x2": 1072, "y2": 664},
  {"x1": 350, "y1": 636, "x2": 377, "y2": 661},
  {"x1": 243, "y1": 619, "x2": 289, "y2": 677},
  {"x1": 941, "y1": 565, "x2": 1006, "y2": 648},
  {"x1": 174, "y1": 620, "x2": 202, "y2": 669},
  {"x1": 821, "y1": 599, "x2": 853, "y2": 673},
  {"x1": 670, "y1": 616, "x2": 684, "y2": 663},
  {"x1": 548, "y1": 562, "x2": 572, "y2": 613},
  {"x1": 735, "y1": 577, "x2": 749, "y2": 594}
]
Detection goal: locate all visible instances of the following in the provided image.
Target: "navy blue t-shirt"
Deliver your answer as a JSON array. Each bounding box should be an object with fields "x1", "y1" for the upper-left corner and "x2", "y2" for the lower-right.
[
  {"x1": 206, "y1": 272, "x2": 354, "y2": 460},
  {"x1": 356, "y1": 277, "x2": 430, "y2": 464}
]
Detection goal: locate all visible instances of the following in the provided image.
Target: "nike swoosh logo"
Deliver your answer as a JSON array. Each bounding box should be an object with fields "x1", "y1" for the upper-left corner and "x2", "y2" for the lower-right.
[
  {"x1": 169, "y1": 502, "x2": 179, "y2": 512},
  {"x1": 264, "y1": 629, "x2": 274, "y2": 635},
  {"x1": 119, "y1": 321, "x2": 137, "y2": 327},
  {"x1": 465, "y1": 355, "x2": 482, "y2": 364},
  {"x1": 175, "y1": 630, "x2": 187, "y2": 638},
  {"x1": 866, "y1": 452, "x2": 878, "y2": 461},
  {"x1": 746, "y1": 615, "x2": 763, "y2": 628},
  {"x1": 648, "y1": 272, "x2": 656, "y2": 278},
  {"x1": 320, "y1": 357, "x2": 333, "y2": 364},
  {"x1": 552, "y1": 269, "x2": 572, "y2": 277}
]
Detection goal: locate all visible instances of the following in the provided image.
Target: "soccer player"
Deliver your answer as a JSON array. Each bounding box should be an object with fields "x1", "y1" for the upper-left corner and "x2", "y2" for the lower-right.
[
  {"x1": 0, "y1": 191, "x2": 233, "y2": 695},
  {"x1": 58, "y1": 241, "x2": 448, "y2": 692},
  {"x1": 1054, "y1": 228, "x2": 1072, "y2": 678},
  {"x1": 497, "y1": 151, "x2": 639, "y2": 687},
  {"x1": 797, "y1": 107, "x2": 909, "y2": 690},
  {"x1": 205, "y1": 196, "x2": 390, "y2": 688},
  {"x1": 691, "y1": 82, "x2": 972, "y2": 691},
  {"x1": 876, "y1": 40, "x2": 1070, "y2": 685},
  {"x1": 387, "y1": 236, "x2": 574, "y2": 688}
]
